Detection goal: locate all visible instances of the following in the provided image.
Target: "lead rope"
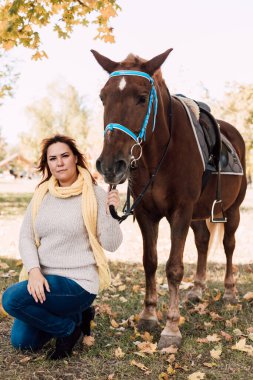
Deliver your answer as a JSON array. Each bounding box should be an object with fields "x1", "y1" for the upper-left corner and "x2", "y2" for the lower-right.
[{"x1": 109, "y1": 89, "x2": 173, "y2": 224}]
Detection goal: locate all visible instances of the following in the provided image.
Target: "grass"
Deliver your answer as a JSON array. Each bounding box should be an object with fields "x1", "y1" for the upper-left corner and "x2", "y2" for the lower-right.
[
  {"x1": 1, "y1": 260, "x2": 253, "y2": 380},
  {"x1": 0, "y1": 193, "x2": 32, "y2": 218}
]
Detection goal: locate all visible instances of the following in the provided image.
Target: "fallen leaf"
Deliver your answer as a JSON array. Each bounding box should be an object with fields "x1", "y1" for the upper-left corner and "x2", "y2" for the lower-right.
[
  {"x1": 210, "y1": 347, "x2": 222, "y2": 360},
  {"x1": 115, "y1": 347, "x2": 125, "y2": 358},
  {"x1": 221, "y1": 331, "x2": 232, "y2": 341},
  {"x1": 188, "y1": 371, "x2": 205, "y2": 380},
  {"x1": 111, "y1": 319, "x2": 119, "y2": 328},
  {"x1": 203, "y1": 362, "x2": 217, "y2": 368},
  {"x1": 108, "y1": 374, "x2": 114, "y2": 380},
  {"x1": 82, "y1": 335, "x2": 95, "y2": 346},
  {"x1": 167, "y1": 354, "x2": 176, "y2": 363},
  {"x1": 158, "y1": 373, "x2": 169, "y2": 380},
  {"x1": 132, "y1": 285, "x2": 141, "y2": 293},
  {"x1": 210, "y1": 312, "x2": 223, "y2": 321},
  {"x1": 243, "y1": 292, "x2": 253, "y2": 301},
  {"x1": 118, "y1": 285, "x2": 126, "y2": 292},
  {"x1": 119, "y1": 296, "x2": 127, "y2": 303},
  {"x1": 19, "y1": 356, "x2": 31, "y2": 363},
  {"x1": 167, "y1": 365, "x2": 176, "y2": 375},
  {"x1": 140, "y1": 331, "x2": 153, "y2": 342},
  {"x1": 179, "y1": 281, "x2": 194, "y2": 290},
  {"x1": 204, "y1": 322, "x2": 213, "y2": 328},
  {"x1": 179, "y1": 316, "x2": 186, "y2": 326},
  {"x1": 232, "y1": 338, "x2": 253, "y2": 356},
  {"x1": 161, "y1": 345, "x2": 178, "y2": 354},
  {"x1": 247, "y1": 327, "x2": 253, "y2": 334},
  {"x1": 130, "y1": 359, "x2": 151, "y2": 374},
  {"x1": 137, "y1": 341, "x2": 157, "y2": 354},
  {"x1": 0, "y1": 262, "x2": 9, "y2": 269},
  {"x1": 211, "y1": 289, "x2": 221, "y2": 301},
  {"x1": 233, "y1": 328, "x2": 243, "y2": 336}
]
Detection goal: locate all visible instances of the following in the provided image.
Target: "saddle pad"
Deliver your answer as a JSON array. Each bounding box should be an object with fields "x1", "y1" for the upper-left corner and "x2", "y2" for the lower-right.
[{"x1": 173, "y1": 95, "x2": 244, "y2": 176}]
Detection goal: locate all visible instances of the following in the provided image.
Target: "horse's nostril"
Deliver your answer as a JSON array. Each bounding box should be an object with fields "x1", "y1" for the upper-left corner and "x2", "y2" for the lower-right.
[
  {"x1": 115, "y1": 160, "x2": 127, "y2": 175},
  {"x1": 96, "y1": 159, "x2": 102, "y2": 174}
]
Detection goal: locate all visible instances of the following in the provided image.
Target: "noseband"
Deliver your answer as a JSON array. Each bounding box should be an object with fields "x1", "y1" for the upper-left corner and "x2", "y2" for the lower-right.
[{"x1": 104, "y1": 70, "x2": 158, "y2": 144}]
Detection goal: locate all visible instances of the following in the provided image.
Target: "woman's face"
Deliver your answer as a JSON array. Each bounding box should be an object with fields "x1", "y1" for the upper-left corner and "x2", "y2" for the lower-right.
[{"x1": 47, "y1": 142, "x2": 78, "y2": 186}]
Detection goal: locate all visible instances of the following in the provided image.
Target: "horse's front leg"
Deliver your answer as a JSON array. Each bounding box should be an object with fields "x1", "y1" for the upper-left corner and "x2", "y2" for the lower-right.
[
  {"x1": 135, "y1": 211, "x2": 160, "y2": 331},
  {"x1": 158, "y1": 208, "x2": 192, "y2": 349}
]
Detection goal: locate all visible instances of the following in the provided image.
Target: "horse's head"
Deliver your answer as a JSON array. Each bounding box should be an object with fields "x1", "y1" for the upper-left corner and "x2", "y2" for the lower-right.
[{"x1": 92, "y1": 49, "x2": 173, "y2": 184}]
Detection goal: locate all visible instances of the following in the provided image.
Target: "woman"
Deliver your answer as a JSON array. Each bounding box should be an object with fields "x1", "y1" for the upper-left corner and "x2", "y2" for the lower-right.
[{"x1": 2, "y1": 135, "x2": 123, "y2": 360}]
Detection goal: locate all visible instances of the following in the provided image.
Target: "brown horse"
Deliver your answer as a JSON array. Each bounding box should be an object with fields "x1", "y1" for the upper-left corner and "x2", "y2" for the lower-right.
[{"x1": 91, "y1": 49, "x2": 247, "y2": 348}]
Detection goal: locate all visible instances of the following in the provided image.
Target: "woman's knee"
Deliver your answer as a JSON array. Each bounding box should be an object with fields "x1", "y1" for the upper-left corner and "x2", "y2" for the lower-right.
[{"x1": 2, "y1": 281, "x2": 28, "y2": 314}]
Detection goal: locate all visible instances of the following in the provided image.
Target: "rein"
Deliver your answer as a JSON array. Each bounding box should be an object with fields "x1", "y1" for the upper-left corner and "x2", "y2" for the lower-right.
[{"x1": 107, "y1": 71, "x2": 173, "y2": 223}]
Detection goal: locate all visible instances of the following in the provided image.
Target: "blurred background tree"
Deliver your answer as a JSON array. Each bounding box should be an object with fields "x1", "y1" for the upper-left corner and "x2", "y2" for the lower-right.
[
  {"x1": 0, "y1": 49, "x2": 19, "y2": 105},
  {"x1": 0, "y1": 127, "x2": 7, "y2": 161},
  {"x1": 0, "y1": 0, "x2": 120, "y2": 59},
  {"x1": 19, "y1": 81, "x2": 89, "y2": 162}
]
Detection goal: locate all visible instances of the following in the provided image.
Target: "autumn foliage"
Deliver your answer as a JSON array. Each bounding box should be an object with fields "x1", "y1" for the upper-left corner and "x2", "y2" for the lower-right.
[{"x1": 0, "y1": 0, "x2": 120, "y2": 59}]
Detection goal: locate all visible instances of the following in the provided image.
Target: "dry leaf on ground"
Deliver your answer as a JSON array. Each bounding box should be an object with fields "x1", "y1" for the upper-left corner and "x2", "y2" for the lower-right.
[
  {"x1": 82, "y1": 335, "x2": 95, "y2": 346},
  {"x1": 243, "y1": 292, "x2": 253, "y2": 301},
  {"x1": 232, "y1": 338, "x2": 253, "y2": 356},
  {"x1": 137, "y1": 341, "x2": 157, "y2": 354},
  {"x1": 130, "y1": 360, "x2": 151, "y2": 374},
  {"x1": 210, "y1": 346, "x2": 222, "y2": 360},
  {"x1": 188, "y1": 371, "x2": 205, "y2": 380},
  {"x1": 115, "y1": 347, "x2": 125, "y2": 358}
]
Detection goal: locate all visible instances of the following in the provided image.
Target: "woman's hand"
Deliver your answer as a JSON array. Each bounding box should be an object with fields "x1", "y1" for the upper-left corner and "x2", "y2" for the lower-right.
[
  {"x1": 27, "y1": 267, "x2": 50, "y2": 303},
  {"x1": 107, "y1": 187, "x2": 120, "y2": 214}
]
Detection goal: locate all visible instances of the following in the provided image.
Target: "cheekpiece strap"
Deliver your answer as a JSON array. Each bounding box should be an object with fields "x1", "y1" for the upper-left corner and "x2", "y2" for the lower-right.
[{"x1": 105, "y1": 70, "x2": 158, "y2": 142}]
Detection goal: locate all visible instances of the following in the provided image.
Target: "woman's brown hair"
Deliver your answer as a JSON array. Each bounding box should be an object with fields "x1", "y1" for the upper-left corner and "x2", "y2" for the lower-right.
[{"x1": 37, "y1": 135, "x2": 96, "y2": 185}]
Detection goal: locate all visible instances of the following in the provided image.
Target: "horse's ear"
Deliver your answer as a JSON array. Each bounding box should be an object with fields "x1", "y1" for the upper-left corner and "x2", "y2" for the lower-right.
[
  {"x1": 142, "y1": 48, "x2": 173, "y2": 76},
  {"x1": 91, "y1": 50, "x2": 119, "y2": 74}
]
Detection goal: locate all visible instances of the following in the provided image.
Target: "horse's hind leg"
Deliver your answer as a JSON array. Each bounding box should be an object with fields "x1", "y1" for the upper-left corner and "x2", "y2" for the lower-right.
[
  {"x1": 223, "y1": 205, "x2": 241, "y2": 303},
  {"x1": 187, "y1": 220, "x2": 210, "y2": 302},
  {"x1": 135, "y1": 212, "x2": 159, "y2": 330}
]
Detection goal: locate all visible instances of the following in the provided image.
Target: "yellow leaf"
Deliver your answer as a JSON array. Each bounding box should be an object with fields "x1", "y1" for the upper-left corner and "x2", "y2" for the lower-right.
[
  {"x1": 243, "y1": 292, "x2": 253, "y2": 301},
  {"x1": 158, "y1": 373, "x2": 169, "y2": 380},
  {"x1": 115, "y1": 347, "x2": 125, "y2": 358},
  {"x1": 211, "y1": 289, "x2": 221, "y2": 301},
  {"x1": 82, "y1": 335, "x2": 95, "y2": 346},
  {"x1": 167, "y1": 365, "x2": 176, "y2": 375},
  {"x1": 179, "y1": 316, "x2": 186, "y2": 326},
  {"x1": 188, "y1": 371, "x2": 205, "y2": 380},
  {"x1": 132, "y1": 285, "x2": 140, "y2": 293},
  {"x1": 137, "y1": 341, "x2": 157, "y2": 354},
  {"x1": 140, "y1": 331, "x2": 153, "y2": 342},
  {"x1": 111, "y1": 319, "x2": 119, "y2": 328},
  {"x1": 0, "y1": 304, "x2": 8, "y2": 317}
]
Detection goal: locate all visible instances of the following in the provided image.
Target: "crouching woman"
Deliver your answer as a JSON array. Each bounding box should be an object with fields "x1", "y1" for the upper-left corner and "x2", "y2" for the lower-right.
[{"x1": 2, "y1": 134, "x2": 123, "y2": 360}]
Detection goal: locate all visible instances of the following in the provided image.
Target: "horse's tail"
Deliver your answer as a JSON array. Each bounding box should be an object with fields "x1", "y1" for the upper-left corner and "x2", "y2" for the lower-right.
[{"x1": 205, "y1": 219, "x2": 224, "y2": 256}]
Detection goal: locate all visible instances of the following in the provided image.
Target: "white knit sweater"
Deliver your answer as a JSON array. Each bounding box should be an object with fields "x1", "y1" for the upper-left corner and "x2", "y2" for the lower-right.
[{"x1": 19, "y1": 185, "x2": 123, "y2": 294}]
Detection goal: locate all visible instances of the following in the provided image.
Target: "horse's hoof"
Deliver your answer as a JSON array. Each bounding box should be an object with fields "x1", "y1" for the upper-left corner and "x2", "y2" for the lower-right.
[
  {"x1": 187, "y1": 288, "x2": 202, "y2": 303},
  {"x1": 158, "y1": 334, "x2": 182, "y2": 349},
  {"x1": 223, "y1": 293, "x2": 238, "y2": 304},
  {"x1": 137, "y1": 318, "x2": 158, "y2": 331}
]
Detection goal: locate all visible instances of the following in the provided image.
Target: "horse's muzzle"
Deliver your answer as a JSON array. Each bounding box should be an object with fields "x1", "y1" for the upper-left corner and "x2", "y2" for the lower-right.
[{"x1": 96, "y1": 158, "x2": 128, "y2": 184}]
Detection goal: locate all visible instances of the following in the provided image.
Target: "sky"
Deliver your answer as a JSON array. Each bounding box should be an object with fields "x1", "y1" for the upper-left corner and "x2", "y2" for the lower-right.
[{"x1": 0, "y1": 0, "x2": 253, "y2": 146}]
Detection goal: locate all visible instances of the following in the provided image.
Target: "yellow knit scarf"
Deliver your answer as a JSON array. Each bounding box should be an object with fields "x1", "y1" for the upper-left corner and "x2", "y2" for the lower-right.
[{"x1": 19, "y1": 166, "x2": 111, "y2": 292}]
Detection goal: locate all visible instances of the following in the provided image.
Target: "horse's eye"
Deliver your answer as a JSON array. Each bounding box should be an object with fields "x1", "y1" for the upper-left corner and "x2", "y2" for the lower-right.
[
  {"x1": 137, "y1": 95, "x2": 147, "y2": 105},
  {"x1": 100, "y1": 94, "x2": 105, "y2": 104}
]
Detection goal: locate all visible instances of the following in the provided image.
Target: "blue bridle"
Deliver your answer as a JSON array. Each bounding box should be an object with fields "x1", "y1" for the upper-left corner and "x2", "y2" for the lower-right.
[{"x1": 104, "y1": 70, "x2": 158, "y2": 143}]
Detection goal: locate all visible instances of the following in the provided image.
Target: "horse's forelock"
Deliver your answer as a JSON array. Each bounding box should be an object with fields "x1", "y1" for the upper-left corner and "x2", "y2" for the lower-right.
[{"x1": 119, "y1": 54, "x2": 164, "y2": 84}]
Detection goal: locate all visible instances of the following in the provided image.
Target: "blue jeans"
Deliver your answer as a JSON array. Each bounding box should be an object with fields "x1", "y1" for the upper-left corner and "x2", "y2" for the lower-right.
[{"x1": 2, "y1": 275, "x2": 96, "y2": 351}]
